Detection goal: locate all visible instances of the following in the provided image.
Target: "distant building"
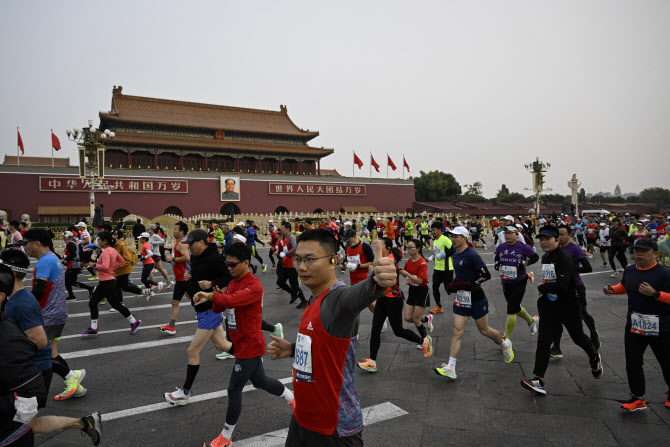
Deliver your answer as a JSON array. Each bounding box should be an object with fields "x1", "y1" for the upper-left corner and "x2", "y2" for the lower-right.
[{"x1": 614, "y1": 184, "x2": 622, "y2": 197}]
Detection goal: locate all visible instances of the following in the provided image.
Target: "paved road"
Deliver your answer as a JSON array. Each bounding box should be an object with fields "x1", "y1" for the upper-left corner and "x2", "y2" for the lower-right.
[{"x1": 29, "y1": 245, "x2": 670, "y2": 446}]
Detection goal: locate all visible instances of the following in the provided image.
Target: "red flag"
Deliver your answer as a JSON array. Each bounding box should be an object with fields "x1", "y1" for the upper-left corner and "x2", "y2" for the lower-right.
[
  {"x1": 353, "y1": 152, "x2": 364, "y2": 169},
  {"x1": 371, "y1": 154, "x2": 380, "y2": 172},
  {"x1": 403, "y1": 156, "x2": 410, "y2": 172},
  {"x1": 387, "y1": 155, "x2": 397, "y2": 171},
  {"x1": 51, "y1": 132, "x2": 61, "y2": 151},
  {"x1": 17, "y1": 129, "x2": 24, "y2": 155}
]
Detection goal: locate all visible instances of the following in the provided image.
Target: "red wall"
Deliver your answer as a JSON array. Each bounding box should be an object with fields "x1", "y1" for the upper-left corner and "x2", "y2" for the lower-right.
[{"x1": 0, "y1": 168, "x2": 415, "y2": 220}]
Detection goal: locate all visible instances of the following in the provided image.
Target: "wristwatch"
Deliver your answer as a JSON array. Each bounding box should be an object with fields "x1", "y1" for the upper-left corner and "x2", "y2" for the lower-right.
[{"x1": 653, "y1": 291, "x2": 661, "y2": 300}]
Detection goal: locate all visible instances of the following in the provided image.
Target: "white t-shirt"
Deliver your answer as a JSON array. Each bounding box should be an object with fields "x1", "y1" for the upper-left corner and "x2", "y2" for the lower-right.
[{"x1": 599, "y1": 228, "x2": 610, "y2": 247}]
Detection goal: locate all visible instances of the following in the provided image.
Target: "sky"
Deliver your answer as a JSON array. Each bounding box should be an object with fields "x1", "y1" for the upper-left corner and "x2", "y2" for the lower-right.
[{"x1": 2, "y1": 0, "x2": 669, "y2": 198}]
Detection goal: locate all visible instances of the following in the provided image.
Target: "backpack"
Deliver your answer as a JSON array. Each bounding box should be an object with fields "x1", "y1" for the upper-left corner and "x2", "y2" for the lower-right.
[{"x1": 128, "y1": 246, "x2": 139, "y2": 266}]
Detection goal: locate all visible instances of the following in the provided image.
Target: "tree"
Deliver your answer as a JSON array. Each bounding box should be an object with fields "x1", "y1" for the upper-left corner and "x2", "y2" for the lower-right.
[
  {"x1": 499, "y1": 184, "x2": 510, "y2": 195},
  {"x1": 413, "y1": 170, "x2": 461, "y2": 202},
  {"x1": 498, "y1": 192, "x2": 527, "y2": 203},
  {"x1": 541, "y1": 193, "x2": 569, "y2": 203},
  {"x1": 579, "y1": 188, "x2": 586, "y2": 205},
  {"x1": 639, "y1": 187, "x2": 670, "y2": 204},
  {"x1": 463, "y1": 181, "x2": 483, "y2": 196}
]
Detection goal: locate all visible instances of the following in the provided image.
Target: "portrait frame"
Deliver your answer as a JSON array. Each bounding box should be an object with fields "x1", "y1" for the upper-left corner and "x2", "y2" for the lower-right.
[{"x1": 220, "y1": 175, "x2": 241, "y2": 202}]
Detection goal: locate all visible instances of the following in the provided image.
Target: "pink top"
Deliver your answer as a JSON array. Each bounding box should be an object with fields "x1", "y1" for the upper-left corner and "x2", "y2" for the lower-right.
[{"x1": 95, "y1": 246, "x2": 125, "y2": 281}]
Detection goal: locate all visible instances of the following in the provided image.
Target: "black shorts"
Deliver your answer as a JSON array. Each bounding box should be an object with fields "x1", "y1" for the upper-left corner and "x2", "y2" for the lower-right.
[
  {"x1": 586, "y1": 238, "x2": 597, "y2": 246},
  {"x1": 172, "y1": 281, "x2": 188, "y2": 301},
  {"x1": 600, "y1": 245, "x2": 609, "y2": 253},
  {"x1": 406, "y1": 285, "x2": 430, "y2": 308},
  {"x1": 80, "y1": 250, "x2": 93, "y2": 263},
  {"x1": 502, "y1": 278, "x2": 528, "y2": 314},
  {"x1": 45, "y1": 324, "x2": 65, "y2": 341},
  {"x1": 472, "y1": 233, "x2": 480, "y2": 241},
  {"x1": 286, "y1": 415, "x2": 363, "y2": 447}
]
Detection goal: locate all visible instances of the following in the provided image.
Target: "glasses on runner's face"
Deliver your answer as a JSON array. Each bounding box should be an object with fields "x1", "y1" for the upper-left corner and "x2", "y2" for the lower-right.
[
  {"x1": 294, "y1": 255, "x2": 332, "y2": 267},
  {"x1": 406, "y1": 245, "x2": 417, "y2": 250},
  {"x1": 226, "y1": 261, "x2": 242, "y2": 268}
]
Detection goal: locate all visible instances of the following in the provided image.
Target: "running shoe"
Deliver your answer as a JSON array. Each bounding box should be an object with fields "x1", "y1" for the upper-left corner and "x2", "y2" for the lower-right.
[
  {"x1": 88, "y1": 275, "x2": 98, "y2": 281},
  {"x1": 80, "y1": 412, "x2": 103, "y2": 446},
  {"x1": 610, "y1": 271, "x2": 618, "y2": 278},
  {"x1": 529, "y1": 316, "x2": 539, "y2": 336},
  {"x1": 81, "y1": 327, "x2": 99, "y2": 336},
  {"x1": 216, "y1": 352, "x2": 235, "y2": 360},
  {"x1": 54, "y1": 369, "x2": 86, "y2": 400},
  {"x1": 434, "y1": 363, "x2": 457, "y2": 379},
  {"x1": 252, "y1": 264, "x2": 257, "y2": 274},
  {"x1": 618, "y1": 267, "x2": 625, "y2": 272},
  {"x1": 66, "y1": 295, "x2": 77, "y2": 301},
  {"x1": 665, "y1": 392, "x2": 670, "y2": 409},
  {"x1": 158, "y1": 324, "x2": 176, "y2": 335},
  {"x1": 426, "y1": 315, "x2": 434, "y2": 333},
  {"x1": 357, "y1": 359, "x2": 378, "y2": 373},
  {"x1": 521, "y1": 377, "x2": 546, "y2": 395},
  {"x1": 416, "y1": 344, "x2": 423, "y2": 350},
  {"x1": 130, "y1": 320, "x2": 142, "y2": 335},
  {"x1": 422, "y1": 335, "x2": 433, "y2": 358},
  {"x1": 156, "y1": 281, "x2": 164, "y2": 293},
  {"x1": 601, "y1": 262, "x2": 608, "y2": 267},
  {"x1": 143, "y1": 287, "x2": 152, "y2": 302},
  {"x1": 204, "y1": 433, "x2": 231, "y2": 447},
  {"x1": 271, "y1": 265, "x2": 276, "y2": 270},
  {"x1": 381, "y1": 319, "x2": 388, "y2": 333},
  {"x1": 590, "y1": 353, "x2": 604, "y2": 379},
  {"x1": 528, "y1": 272, "x2": 534, "y2": 283},
  {"x1": 262, "y1": 265, "x2": 267, "y2": 273},
  {"x1": 550, "y1": 346, "x2": 563, "y2": 358},
  {"x1": 621, "y1": 395, "x2": 646, "y2": 411},
  {"x1": 588, "y1": 254, "x2": 593, "y2": 259},
  {"x1": 100, "y1": 298, "x2": 106, "y2": 305},
  {"x1": 74, "y1": 386, "x2": 87, "y2": 398},
  {"x1": 502, "y1": 338, "x2": 514, "y2": 363},
  {"x1": 272, "y1": 323, "x2": 284, "y2": 339},
  {"x1": 166, "y1": 280, "x2": 175, "y2": 289},
  {"x1": 429, "y1": 305, "x2": 444, "y2": 314},
  {"x1": 164, "y1": 387, "x2": 190, "y2": 406}
]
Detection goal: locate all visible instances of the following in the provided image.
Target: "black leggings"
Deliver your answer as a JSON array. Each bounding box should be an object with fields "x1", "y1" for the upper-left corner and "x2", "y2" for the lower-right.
[
  {"x1": 250, "y1": 245, "x2": 264, "y2": 266},
  {"x1": 553, "y1": 284, "x2": 599, "y2": 348},
  {"x1": 533, "y1": 298, "x2": 597, "y2": 378},
  {"x1": 64, "y1": 268, "x2": 93, "y2": 297},
  {"x1": 277, "y1": 266, "x2": 305, "y2": 303},
  {"x1": 115, "y1": 273, "x2": 142, "y2": 301},
  {"x1": 268, "y1": 250, "x2": 277, "y2": 267},
  {"x1": 141, "y1": 263, "x2": 159, "y2": 288},
  {"x1": 369, "y1": 297, "x2": 423, "y2": 361},
  {"x1": 625, "y1": 329, "x2": 670, "y2": 397},
  {"x1": 432, "y1": 268, "x2": 453, "y2": 307},
  {"x1": 89, "y1": 279, "x2": 131, "y2": 319},
  {"x1": 609, "y1": 246, "x2": 628, "y2": 271},
  {"x1": 502, "y1": 278, "x2": 528, "y2": 314},
  {"x1": 226, "y1": 356, "x2": 284, "y2": 425}
]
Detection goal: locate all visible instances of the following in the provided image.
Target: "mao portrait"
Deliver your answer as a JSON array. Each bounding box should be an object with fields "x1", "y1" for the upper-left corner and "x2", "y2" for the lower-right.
[{"x1": 220, "y1": 176, "x2": 241, "y2": 201}]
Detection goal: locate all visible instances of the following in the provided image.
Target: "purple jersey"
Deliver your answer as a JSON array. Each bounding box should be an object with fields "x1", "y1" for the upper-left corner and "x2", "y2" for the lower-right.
[
  {"x1": 561, "y1": 242, "x2": 586, "y2": 287},
  {"x1": 494, "y1": 241, "x2": 537, "y2": 283}
]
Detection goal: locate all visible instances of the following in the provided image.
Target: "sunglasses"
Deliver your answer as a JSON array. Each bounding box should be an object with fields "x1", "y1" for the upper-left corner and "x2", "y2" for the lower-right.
[{"x1": 226, "y1": 261, "x2": 243, "y2": 268}]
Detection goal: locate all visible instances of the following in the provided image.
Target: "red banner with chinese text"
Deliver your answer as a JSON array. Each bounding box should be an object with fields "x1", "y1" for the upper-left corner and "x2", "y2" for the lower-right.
[
  {"x1": 269, "y1": 182, "x2": 366, "y2": 196},
  {"x1": 39, "y1": 177, "x2": 188, "y2": 193}
]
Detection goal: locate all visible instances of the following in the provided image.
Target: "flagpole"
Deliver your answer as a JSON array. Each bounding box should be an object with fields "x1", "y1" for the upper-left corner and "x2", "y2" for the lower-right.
[
  {"x1": 17, "y1": 127, "x2": 20, "y2": 166},
  {"x1": 369, "y1": 152, "x2": 371, "y2": 178},
  {"x1": 386, "y1": 153, "x2": 388, "y2": 179},
  {"x1": 352, "y1": 150, "x2": 354, "y2": 178},
  {"x1": 51, "y1": 129, "x2": 54, "y2": 167},
  {"x1": 402, "y1": 154, "x2": 405, "y2": 180}
]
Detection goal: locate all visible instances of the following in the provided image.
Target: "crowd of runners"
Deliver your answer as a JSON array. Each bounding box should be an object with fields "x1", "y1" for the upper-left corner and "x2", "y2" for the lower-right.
[{"x1": 0, "y1": 210, "x2": 669, "y2": 446}]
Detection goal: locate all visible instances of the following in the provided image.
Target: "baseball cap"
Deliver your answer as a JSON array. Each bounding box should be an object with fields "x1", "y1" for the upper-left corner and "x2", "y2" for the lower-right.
[
  {"x1": 492, "y1": 217, "x2": 497, "y2": 220},
  {"x1": 342, "y1": 228, "x2": 356, "y2": 243},
  {"x1": 600, "y1": 222, "x2": 607, "y2": 226},
  {"x1": 449, "y1": 226, "x2": 470, "y2": 238},
  {"x1": 185, "y1": 229, "x2": 208, "y2": 244},
  {"x1": 62, "y1": 231, "x2": 73, "y2": 238},
  {"x1": 633, "y1": 238, "x2": 658, "y2": 251},
  {"x1": 268, "y1": 219, "x2": 274, "y2": 223},
  {"x1": 503, "y1": 215, "x2": 514, "y2": 221},
  {"x1": 232, "y1": 234, "x2": 247, "y2": 244},
  {"x1": 537, "y1": 226, "x2": 559, "y2": 238},
  {"x1": 344, "y1": 221, "x2": 352, "y2": 227},
  {"x1": 137, "y1": 232, "x2": 150, "y2": 239},
  {"x1": 148, "y1": 224, "x2": 157, "y2": 230},
  {"x1": 376, "y1": 217, "x2": 382, "y2": 221},
  {"x1": 505, "y1": 225, "x2": 518, "y2": 233},
  {"x1": 76, "y1": 222, "x2": 87, "y2": 227},
  {"x1": 336, "y1": 219, "x2": 341, "y2": 223},
  {"x1": 237, "y1": 222, "x2": 245, "y2": 227}
]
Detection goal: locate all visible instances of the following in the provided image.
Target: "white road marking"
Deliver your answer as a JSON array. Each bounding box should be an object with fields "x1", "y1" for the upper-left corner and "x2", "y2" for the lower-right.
[
  {"x1": 235, "y1": 402, "x2": 408, "y2": 447},
  {"x1": 61, "y1": 336, "x2": 194, "y2": 359},
  {"x1": 59, "y1": 319, "x2": 198, "y2": 339},
  {"x1": 103, "y1": 377, "x2": 293, "y2": 421},
  {"x1": 67, "y1": 302, "x2": 192, "y2": 318}
]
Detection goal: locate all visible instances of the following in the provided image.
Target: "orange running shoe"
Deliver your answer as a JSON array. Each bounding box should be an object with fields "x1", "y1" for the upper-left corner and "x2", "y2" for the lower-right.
[
  {"x1": 158, "y1": 324, "x2": 176, "y2": 335},
  {"x1": 528, "y1": 272, "x2": 534, "y2": 283},
  {"x1": 422, "y1": 336, "x2": 433, "y2": 358},
  {"x1": 204, "y1": 433, "x2": 231, "y2": 447},
  {"x1": 621, "y1": 396, "x2": 646, "y2": 412},
  {"x1": 357, "y1": 359, "x2": 378, "y2": 373},
  {"x1": 429, "y1": 305, "x2": 444, "y2": 314}
]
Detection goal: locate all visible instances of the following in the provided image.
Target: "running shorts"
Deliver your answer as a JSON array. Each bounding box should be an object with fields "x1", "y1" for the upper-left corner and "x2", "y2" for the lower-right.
[
  {"x1": 406, "y1": 285, "x2": 430, "y2": 308},
  {"x1": 599, "y1": 246, "x2": 609, "y2": 253},
  {"x1": 152, "y1": 255, "x2": 161, "y2": 263},
  {"x1": 172, "y1": 281, "x2": 188, "y2": 301},
  {"x1": 196, "y1": 310, "x2": 223, "y2": 330},
  {"x1": 453, "y1": 296, "x2": 489, "y2": 320},
  {"x1": 586, "y1": 238, "x2": 597, "y2": 246},
  {"x1": 45, "y1": 324, "x2": 65, "y2": 341},
  {"x1": 80, "y1": 250, "x2": 93, "y2": 263}
]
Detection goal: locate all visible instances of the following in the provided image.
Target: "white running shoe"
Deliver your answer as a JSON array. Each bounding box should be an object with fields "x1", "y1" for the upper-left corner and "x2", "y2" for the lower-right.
[
  {"x1": 157, "y1": 281, "x2": 164, "y2": 293},
  {"x1": 164, "y1": 387, "x2": 190, "y2": 406},
  {"x1": 610, "y1": 271, "x2": 618, "y2": 278},
  {"x1": 618, "y1": 267, "x2": 625, "y2": 272},
  {"x1": 529, "y1": 316, "x2": 539, "y2": 336},
  {"x1": 434, "y1": 363, "x2": 457, "y2": 379},
  {"x1": 502, "y1": 339, "x2": 514, "y2": 363},
  {"x1": 426, "y1": 315, "x2": 434, "y2": 333}
]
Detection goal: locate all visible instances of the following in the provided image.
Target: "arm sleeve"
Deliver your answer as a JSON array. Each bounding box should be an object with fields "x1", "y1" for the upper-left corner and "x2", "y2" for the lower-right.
[
  {"x1": 362, "y1": 243, "x2": 374, "y2": 263},
  {"x1": 576, "y1": 257, "x2": 593, "y2": 274},
  {"x1": 657, "y1": 291, "x2": 670, "y2": 304},
  {"x1": 32, "y1": 279, "x2": 46, "y2": 302},
  {"x1": 611, "y1": 283, "x2": 626, "y2": 294},
  {"x1": 286, "y1": 235, "x2": 298, "y2": 256},
  {"x1": 527, "y1": 253, "x2": 540, "y2": 266},
  {"x1": 65, "y1": 242, "x2": 77, "y2": 261},
  {"x1": 333, "y1": 275, "x2": 384, "y2": 317},
  {"x1": 473, "y1": 265, "x2": 491, "y2": 285}
]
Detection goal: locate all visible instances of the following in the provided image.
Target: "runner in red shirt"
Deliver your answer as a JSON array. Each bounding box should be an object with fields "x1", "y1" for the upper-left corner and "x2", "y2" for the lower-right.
[
  {"x1": 159, "y1": 221, "x2": 191, "y2": 334},
  {"x1": 267, "y1": 230, "x2": 397, "y2": 445},
  {"x1": 195, "y1": 242, "x2": 295, "y2": 447},
  {"x1": 375, "y1": 218, "x2": 385, "y2": 239}
]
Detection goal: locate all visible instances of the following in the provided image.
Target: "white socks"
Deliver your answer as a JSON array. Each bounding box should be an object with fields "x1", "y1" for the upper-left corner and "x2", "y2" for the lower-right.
[
  {"x1": 65, "y1": 370, "x2": 75, "y2": 379},
  {"x1": 91, "y1": 319, "x2": 98, "y2": 330},
  {"x1": 448, "y1": 357, "x2": 457, "y2": 369},
  {"x1": 221, "y1": 423, "x2": 235, "y2": 440},
  {"x1": 500, "y1": 339, "x2": 510, "y2": 349},
  {"x1": 127, "y1": 315, "x2": 137, "y2": 324}
]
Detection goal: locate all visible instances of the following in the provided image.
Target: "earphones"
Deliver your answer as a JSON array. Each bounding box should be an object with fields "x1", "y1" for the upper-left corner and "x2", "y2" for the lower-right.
[{"x1": 331, "y1": 257, "x2": 336, "y2": 264}]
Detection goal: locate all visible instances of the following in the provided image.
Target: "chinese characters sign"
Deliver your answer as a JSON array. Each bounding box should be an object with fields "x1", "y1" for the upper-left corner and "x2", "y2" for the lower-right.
[
  {"x1": 39, "y1": 177, "x2": 188, "y2": 193},
  {"x1": 269, "y1": 182, "x2": 366, "y2": 196}
]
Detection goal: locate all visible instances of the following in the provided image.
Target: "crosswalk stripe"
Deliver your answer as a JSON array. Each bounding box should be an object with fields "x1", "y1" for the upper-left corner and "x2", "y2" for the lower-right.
[
  {"x1": 67, "y1": 302, "x2": 192, "y2": 318},
  {"x1": 103, "y1": 377, "x2": 293, "y2": 421},
  {"x1": 235, "y1": 402, "x2": 408, "y2": 447},
  {"x1": 59, "y1": 319, "x2": 198, "y2": 339},
  {"x1": 61, "y1": 336, "x2": 193, "y2": 359}
]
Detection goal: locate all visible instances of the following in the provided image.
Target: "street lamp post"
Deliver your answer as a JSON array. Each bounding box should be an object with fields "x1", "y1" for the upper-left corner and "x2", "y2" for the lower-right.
[
  {"x1": 66, "y1": 121, "x2": 115, "y2": 220},
  {"x1": 524, "y1": 157, "x2": 552, "y2": 216}
]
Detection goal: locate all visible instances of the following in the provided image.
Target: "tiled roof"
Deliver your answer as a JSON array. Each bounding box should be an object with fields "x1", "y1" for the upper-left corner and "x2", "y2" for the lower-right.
[
  {"x1": 108, "y1": 132, "x2": 333, "y2": 158},
  {"x1": 100, "y1": 86, "x2": 319, "y2": 139}
]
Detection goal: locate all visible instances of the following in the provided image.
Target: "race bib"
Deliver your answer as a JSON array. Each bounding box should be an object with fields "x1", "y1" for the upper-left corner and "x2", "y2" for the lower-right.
[
  {"x1": 283, "y1": 246, "x2": 288, "y2": 253},
  {"x1": 293, "y1": 333, "x2": 313, "y2": 382},
  {"x1": 501, "y1": 265, "x2": 518, "y2": 280},
  {"x1": 630, "y1": 313, "x2": 659, "y2": 337},
  {"x1": 455, "y1": 290, "x2": 471, "y2": 308},
  {"x1": 541, "y1": 264, "x2": 557, "y2": 282},
  {"x1": 226, "y1": 309, "x2": 237, "y2": 331},
  {"x1": 347, "y1": 254, "x2": 361, "y2": 265},
  {"x1": 433, "y1": 247, "x2": 441, "y2": 256}
]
